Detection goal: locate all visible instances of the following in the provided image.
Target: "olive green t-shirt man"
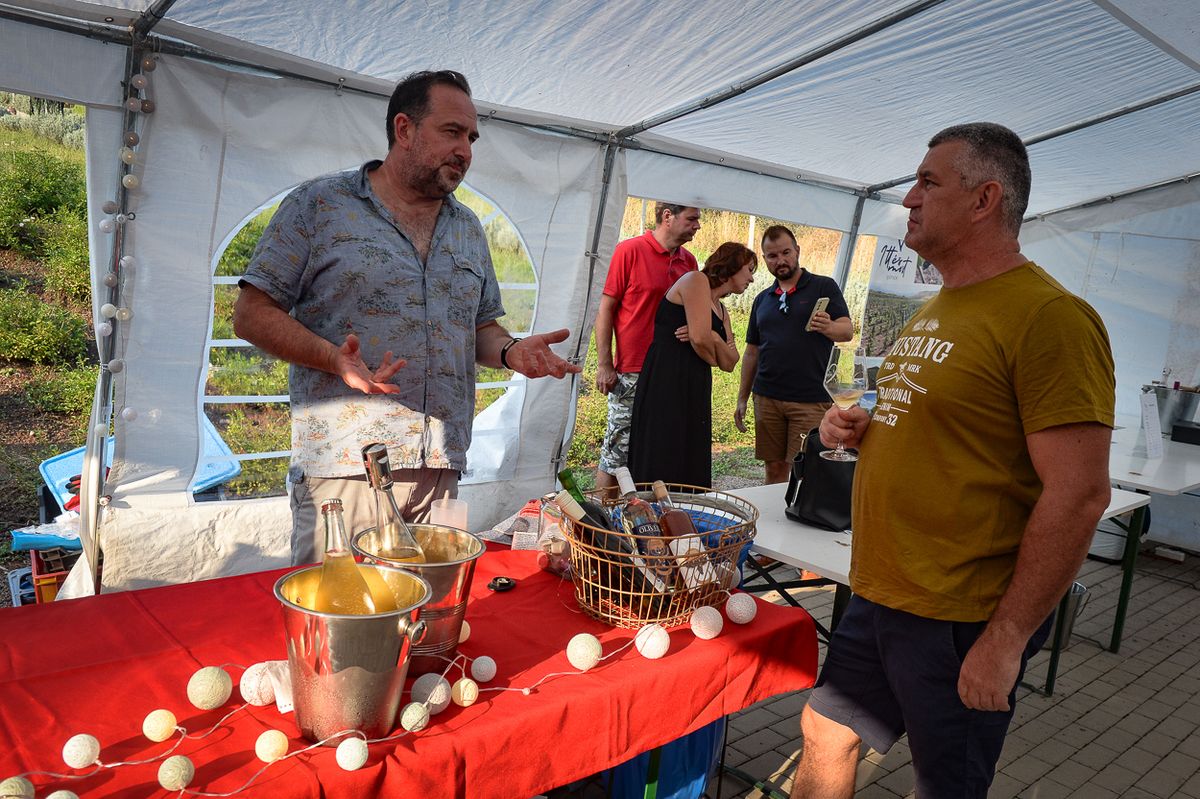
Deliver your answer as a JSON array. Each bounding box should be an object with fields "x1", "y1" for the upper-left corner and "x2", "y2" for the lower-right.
[{"x1": 850, "y1": 262, "x2": 1115, "y2": 621}]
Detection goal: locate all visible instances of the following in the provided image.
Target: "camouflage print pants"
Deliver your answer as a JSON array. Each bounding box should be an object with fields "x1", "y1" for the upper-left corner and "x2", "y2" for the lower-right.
[{"x1": 599, "y1": 372, "x2": 639, "y2": 474}]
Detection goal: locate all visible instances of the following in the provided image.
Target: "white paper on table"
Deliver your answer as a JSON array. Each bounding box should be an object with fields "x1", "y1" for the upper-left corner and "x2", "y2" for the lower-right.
[
  {"x1": 1140, "y1": 391, "x2": 1164, "y2": 459},
  {"x1": 264, "y1": 660, "x2": 294, "y2": 714}
]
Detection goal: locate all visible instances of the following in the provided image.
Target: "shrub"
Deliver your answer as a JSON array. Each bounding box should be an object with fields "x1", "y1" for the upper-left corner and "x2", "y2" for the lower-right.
[
  {"x1": 25, "y1": 364, "x2": 95, "y2": 439},
  {"x1": 0, "y1": 148, "x2": 86, "y2": 252},
  {"x1": 215, "y1": 207, "x2": 275, "y2": 277},
  {"x1": 40, "y1": 206, "x2": 91, "y2": 305},
  {"x1": 0, "y1": 288, "x2": 88, "y2": 364}
]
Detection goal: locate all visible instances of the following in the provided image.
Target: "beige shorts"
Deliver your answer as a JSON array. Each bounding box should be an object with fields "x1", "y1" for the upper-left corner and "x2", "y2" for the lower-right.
[
  {"x1": 753, "y1": 396, "x2": 831, "y2": 463},
  {"x1": 288, "y1": 468, "x2": 458, "y2": 565}
]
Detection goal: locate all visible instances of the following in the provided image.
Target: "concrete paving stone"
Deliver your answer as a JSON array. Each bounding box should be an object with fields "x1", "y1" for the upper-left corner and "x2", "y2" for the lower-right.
[
  {"x1": 1001, "y1": 753, "x2": 1057, "y2": 784},
  {"x1": 1013, "y1": 718, "x2": 1065, "y2": 744},
  {"x1": 1123, "y1": 787, "x2": 1173, "y2": 799},
  {"x1": 1093, "y1": 693, "x2": 1141, "y2": 718},
  {"x1": 762, "y1": 690, "x2": 806, "y2": 720},
  {"x1": 1042, "y1": 758, "x2": 1099, "y2": 790},
  {"x1": 1091, "y1": 761, "x2": 1142, "y2": 794},
  {"x1": 1034, "y1": 705, "x2": 1082, "y2": 732},
  {"x1": 985, "y1": 770, "x2": 1027, "y2": 799},
  {"x1": 731, "y1": 727, "x2": 791, "y2": 759},
  {"x1": 1158, "y1": 712, "x2": 1200, "y2": 742},
  {"x1": 723, "y1": 745, "x2": 753, "y2": 768},
  {"x1": 876, "y1": 762, "x2": 915, "y2": 796},
  {"x1": 1110, "y1": 743, "x2": 1164, "y2": 776},
  {"x1": 1132, "y1": 767, "x2": 1189, "y2": 798},
  {"x1": 856, "y1": 783, "x2": 904, "y2": 799},
  {"x1": 1070, "y1": 741, "x2": 1122, "y2": 771},
  {"x1": 1066, "y1": 780, "x2": 1119, "y2": 798},
  {"x1": 1134, "y1": 671, "x2": 1175, "y2": 691},
  {"x1": 729, "y1": 705, "x2": 784, "y2": 735},
  {"x1": 857, "y1": 757, "x2": 890, "y2": 787},
  {"x1": 1151, "y1": 685, "x2": 1194, "y2": 708},
  {"x1": 1096, "y1": 723, "x2": 1148, "y2": 755},
  {"x1": 1117, "y1": 683, "x2": 1159, "y2": 704},
  {"x1": 1155, "y1": 749, "x2": 1200, "y2": 779},
  {"x1": 1016, "y1": 779, "x2": 1073, "y2": 798},
  {"x1": 871, "y1": 741, "x2": 912, "y2": 772},
  {"x1": 1051, "y1": 723, "x2": 1100, "y2": 750},
  {"x1": 1028, "y1": 737, "x2": 1079, "y2": 766},
  {"x1": 1131, "y1": 698, "x2": 1178, "y2": 723},
  {"x1": 731, "y1": 747, "x2": 795, "y2": 786},
  {"x1": 1178, "y1": 770, "x2": 1200, "y2": 798},
  {"x1": 1175, "y1": 734, "x2": 1200, "y2": 760},
  {"x1": 1135, "y1": 730, "x2": 1183, "y2": 757},
  {"x1": 1001, "y1": 731, "x2": 1041, "y2": 759},
  {"x1": 1075, "y1": 706, "x2": 1125, "y2": 733}
]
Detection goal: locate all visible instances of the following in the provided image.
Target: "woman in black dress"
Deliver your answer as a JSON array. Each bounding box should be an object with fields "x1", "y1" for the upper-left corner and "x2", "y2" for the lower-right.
[{"x1": 628, "y1": 242, "x2": 757, "y2": 487}]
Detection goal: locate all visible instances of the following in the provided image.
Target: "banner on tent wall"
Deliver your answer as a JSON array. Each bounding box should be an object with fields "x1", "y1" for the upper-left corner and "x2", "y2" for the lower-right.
[{"x1": 859, "y1": 238, "x2": 942, "y2": 357}]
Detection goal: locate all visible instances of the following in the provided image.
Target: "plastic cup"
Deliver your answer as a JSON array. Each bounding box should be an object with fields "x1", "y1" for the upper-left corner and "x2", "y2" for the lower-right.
[{"x1": 430, "y1": 498, "x2": 468, "y2": 531}]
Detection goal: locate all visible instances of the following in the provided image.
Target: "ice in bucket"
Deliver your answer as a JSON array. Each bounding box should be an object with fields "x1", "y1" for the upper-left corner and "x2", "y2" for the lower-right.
[
  {"x1": 274, "y1": 563, "x2": 430, "y2": 743},
  {"x1": 353, "y1": 524, "x2": 484, "y2": 674}
]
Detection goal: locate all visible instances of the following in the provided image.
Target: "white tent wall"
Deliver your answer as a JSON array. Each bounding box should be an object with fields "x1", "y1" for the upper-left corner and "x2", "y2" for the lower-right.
[{"x1": 62, "y1": 55, "x2": 625, "y2": 593}]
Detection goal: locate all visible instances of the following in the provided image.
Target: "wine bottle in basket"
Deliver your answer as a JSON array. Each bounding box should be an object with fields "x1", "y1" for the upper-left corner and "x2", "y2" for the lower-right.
[
  {"x1": 556, "y1": 469, "x2": 614, "y2": 531},
  {"x1": 553, "y1": 490, "x2": 669, "y2": 601},
  {"x1": 651, "y1": 481, "x2": 725, "y2": 592},
  {"x1": 613, "y1": 468, "x2": 677, "y2": 588}
]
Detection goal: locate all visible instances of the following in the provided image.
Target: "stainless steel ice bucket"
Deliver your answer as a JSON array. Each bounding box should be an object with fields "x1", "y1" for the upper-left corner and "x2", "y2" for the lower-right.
[
  {"x1": 274, "y1": 564, "x2": 430, "y2": 743},
  {"x1": 1148, "y1": 385, "x2": 1200, "y2": 435},
  {"x1": 352, "y1": 524, "x2": 484, "y2": 674}
]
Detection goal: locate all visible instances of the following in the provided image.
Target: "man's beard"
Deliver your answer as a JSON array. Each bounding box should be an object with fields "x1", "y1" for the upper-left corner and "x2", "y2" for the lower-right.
[
  {"x1": 410, "y1": 161, "x2": 466, "y2": 198},
  {"x1": 772, "y1": 263, "x2": 795, "y2": 280}
]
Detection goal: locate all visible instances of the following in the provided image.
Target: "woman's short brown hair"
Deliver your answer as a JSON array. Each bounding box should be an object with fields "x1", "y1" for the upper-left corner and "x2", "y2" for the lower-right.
[{"x1": 702, "y1": 242, "x2": 757, "y2": 287}]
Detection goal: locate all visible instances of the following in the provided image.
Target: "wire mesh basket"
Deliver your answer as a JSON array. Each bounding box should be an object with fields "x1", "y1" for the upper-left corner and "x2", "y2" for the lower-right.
[{"x1": 558, "y1": 483, "x2": 758, "y2": 628}]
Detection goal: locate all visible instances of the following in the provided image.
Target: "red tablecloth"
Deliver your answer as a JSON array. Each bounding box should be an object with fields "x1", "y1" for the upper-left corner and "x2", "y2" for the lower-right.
[{"x1": 0, "y1": 547, "x2": 816, "y2": 798}]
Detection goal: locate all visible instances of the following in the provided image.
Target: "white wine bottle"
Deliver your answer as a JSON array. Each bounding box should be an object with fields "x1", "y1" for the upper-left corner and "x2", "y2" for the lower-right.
[
  {"x1": 312, "y1": 498, "x2": 397, "y2": 614},
  {"x1": 362, "y1": 443, "x2": 425, "y2": 563},
  {"x1": 613, "y1": 468, "x2": 674, "y2": 590}
]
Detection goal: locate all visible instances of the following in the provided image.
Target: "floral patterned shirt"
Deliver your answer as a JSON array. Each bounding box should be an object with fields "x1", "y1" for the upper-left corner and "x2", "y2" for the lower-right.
[{"x1": 241, "y1": 161, "x2": 504, "y2": 477}]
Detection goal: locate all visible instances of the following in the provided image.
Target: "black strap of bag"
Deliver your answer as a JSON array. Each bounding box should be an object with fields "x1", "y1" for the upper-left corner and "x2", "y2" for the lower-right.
[{"x1": 784, "y1": 427, "x2": 855, "y2": 531}]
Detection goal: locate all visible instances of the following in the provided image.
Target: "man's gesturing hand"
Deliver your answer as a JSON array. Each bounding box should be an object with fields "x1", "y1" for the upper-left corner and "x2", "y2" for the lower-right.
[{"x1": 335, "y1": 333, "x2": 405, "y2": 394}]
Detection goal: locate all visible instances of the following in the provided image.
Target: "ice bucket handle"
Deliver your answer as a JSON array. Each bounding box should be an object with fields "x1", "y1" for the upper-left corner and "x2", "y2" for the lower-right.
[{"x1": 400, "y1": 616, "x2": 427, "y2": 645}]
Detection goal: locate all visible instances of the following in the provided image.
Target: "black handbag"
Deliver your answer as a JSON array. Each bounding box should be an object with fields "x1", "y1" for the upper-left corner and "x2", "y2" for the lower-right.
[{"x1": 784, "y1": 427, "x2": 855, "y2": 531}]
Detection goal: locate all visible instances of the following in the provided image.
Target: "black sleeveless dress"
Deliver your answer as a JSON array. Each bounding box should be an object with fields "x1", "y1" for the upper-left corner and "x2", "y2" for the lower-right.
[{"x1": 628, "y1": 298, "x2": 726, "y2": 488}]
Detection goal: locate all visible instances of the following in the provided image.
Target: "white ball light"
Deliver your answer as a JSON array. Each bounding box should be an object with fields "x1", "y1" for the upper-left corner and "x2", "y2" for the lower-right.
[
  {"x1": 125, "y1": 97, "x2": 142, "y2": 112},
  {"x1": 47, "y1": 791, "x2": 81, "y2": 799},
  {"x1": 130, "y1": 74, "x2": 148, "y2": 90},
  {"x1": 120, "y1": 255, "x2": 136, "y2": 269},
  {"x1": 157, "y1": 755, "x2": 194, "y2": 791},
  {"x1": 106, "y1": 359, "x2": 124, "y2": 374},
  {"x1": 399, "y1": 701, "x2": 429, "y2": 732},
  {"x1": 120, "y1": 148, "x2": 135, "y2": 165},
  {"x1": 142, "y1": 709, "x2": 177, "y2": 743},
  {"x1": 634, "y1": 624, "x2": 671, "y2": 659},
  {"x1": 690, "y1": 605, "x2": 724, "y2": 640},
  {"x1": 451, "y1": 677, "x2": 479, "y2": 707},
  {"x1": 254, "y1": 729, "x2": 288, "y2": 763},
  {"x1": 458, "y1": 619, "x2": 471, "y2": 643},
  {"x1": 239, "y1": 661, "x2": 276, "y2": 707},
  {"x1": 121, "y1": 174, "x2": 139, "y2": 189},
  {"x1": 98, "y1": 218, "x2": 114, "y2": 234},
  {"x1": 141, "y1": 55, "x2": 157, "y2": 72},
  {"x1": 101, "y1": 200, "x2": 119, "y2": 214},
  {"x1": 100, "y1": 303, "x2": 118, "y2": 319},
  {"x1": 725, "y1": 593, "x2": 758, "y2": 625},
  {"x1": 335, "y1": 737, "x2": 368, "y2": 771},
  {"x1": 96, "y1": 321, "x2": 113, "y2": 338},
  {"x1": 115, "y1": 307, "x2": 133, "y2": 322},
  {"x1": 62, "y1": 733, "x2": 100, "y2": 768},
  {"x1": 566, "y1": 633, "x2": 603, "y2": 671},
  {"x1": 470, "y1": 655, "x2": 497, "y2": 683},
  {"x1": 187, "y1": 665, "x2": 233, "y2": 710},
  {"x1": 120, "y1": 406, "x2": 137, "y2": 422},
  {"x1": 0, "y1": 777, "x2": 34, "y2": 798},
  {"x1": 102, "y1": 272, "x2": 118, "y2": 287},
  {"x1": 411, "y1": 673, "x2": 452, "y2": 715}
]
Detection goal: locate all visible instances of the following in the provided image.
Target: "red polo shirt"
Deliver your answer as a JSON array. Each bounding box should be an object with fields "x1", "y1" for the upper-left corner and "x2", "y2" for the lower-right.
[{"x1": 602, "y1": 231, "x2": 699, "y2": 372}]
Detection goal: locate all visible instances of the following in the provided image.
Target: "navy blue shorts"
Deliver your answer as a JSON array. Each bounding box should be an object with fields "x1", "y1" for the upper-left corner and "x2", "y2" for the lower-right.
[{"x1": 808, "y1": 595, "x2": 1051, "y2": 799}]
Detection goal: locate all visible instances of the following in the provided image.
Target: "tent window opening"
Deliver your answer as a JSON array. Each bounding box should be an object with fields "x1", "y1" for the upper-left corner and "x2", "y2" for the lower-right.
[{"x1": 203, "y1": 184, "x2": 539, "y2": 496}]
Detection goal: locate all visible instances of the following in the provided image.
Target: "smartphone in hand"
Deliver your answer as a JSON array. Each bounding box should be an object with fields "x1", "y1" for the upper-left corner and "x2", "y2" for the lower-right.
[{"x1": 805, "y1": 297, "x2": 830, "y2": 332}]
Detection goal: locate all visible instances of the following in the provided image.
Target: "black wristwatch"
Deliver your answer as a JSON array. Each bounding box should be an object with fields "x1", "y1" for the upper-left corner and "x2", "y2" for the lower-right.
[{"x1": 499, "y1": 337, "x2": 522, "y2": 369}]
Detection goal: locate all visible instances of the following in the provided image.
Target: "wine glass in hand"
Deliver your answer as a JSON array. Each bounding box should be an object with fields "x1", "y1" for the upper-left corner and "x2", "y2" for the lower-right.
[{"x1": 821, "y1": 346, "x2": 867, "y2": 462}]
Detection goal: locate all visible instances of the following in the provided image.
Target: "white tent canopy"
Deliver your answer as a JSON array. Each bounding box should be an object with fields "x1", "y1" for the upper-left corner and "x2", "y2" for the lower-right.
[{"x1": 1, "y1": 0, "x2": 1197, "y2": 592}]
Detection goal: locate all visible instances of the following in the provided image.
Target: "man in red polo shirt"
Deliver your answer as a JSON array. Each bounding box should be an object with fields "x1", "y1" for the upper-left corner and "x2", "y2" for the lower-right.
[{"x1": 593, "y1": 202, "x2": 701, "y2": 492}]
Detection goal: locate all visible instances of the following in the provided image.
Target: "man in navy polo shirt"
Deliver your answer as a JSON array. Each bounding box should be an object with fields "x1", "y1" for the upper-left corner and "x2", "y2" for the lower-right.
[{"x1": 735, "y1": 225, "x2": 853, "y2": 484}]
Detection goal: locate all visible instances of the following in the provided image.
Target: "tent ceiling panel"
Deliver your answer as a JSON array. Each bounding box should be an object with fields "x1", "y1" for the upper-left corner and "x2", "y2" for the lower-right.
[{"x1": 651, "y1": 0, "x2": 1199, "y2": 212}]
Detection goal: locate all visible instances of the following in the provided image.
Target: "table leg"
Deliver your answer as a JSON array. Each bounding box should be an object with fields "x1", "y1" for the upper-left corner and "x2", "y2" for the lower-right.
[
  {"x1": 831, "y1": 585, "x2": 850, "y2": 632},
  {"x1": 1042, "y1": 592, "x2": 1071, "y2": 696},
  {"x1": 1110, "y1": 504, "x2": 1147, "y2": 653},
  {"x1": 643, "y1": 746, "x2": 661, "y2": 799}
]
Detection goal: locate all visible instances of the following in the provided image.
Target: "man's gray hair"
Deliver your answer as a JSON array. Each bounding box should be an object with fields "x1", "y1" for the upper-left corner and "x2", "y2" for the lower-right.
[{"x1": 928, "y1": 122, "x2": 1031, "y2": 235}]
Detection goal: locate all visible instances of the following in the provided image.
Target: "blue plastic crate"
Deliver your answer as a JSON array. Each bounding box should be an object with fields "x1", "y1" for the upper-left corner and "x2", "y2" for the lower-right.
[{"x1": 38, "y1": 416, "x2": 242, "y2": 513}]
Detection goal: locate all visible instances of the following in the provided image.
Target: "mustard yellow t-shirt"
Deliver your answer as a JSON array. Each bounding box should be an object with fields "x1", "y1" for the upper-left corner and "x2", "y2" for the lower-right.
[{"x1": 850, "y1": 262, "x2": 1115, "y2": 621}]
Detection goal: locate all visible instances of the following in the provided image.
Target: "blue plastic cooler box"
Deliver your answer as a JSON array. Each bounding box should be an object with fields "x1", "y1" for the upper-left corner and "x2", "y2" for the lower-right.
[{"x1": 38, "y1": 417, "x2": 242, "y2": 513}]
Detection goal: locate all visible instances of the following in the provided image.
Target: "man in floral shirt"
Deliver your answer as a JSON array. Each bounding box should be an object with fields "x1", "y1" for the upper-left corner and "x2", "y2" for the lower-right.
[{"x1": 234, "y1": 71, "x2": 579, "y2": 563}]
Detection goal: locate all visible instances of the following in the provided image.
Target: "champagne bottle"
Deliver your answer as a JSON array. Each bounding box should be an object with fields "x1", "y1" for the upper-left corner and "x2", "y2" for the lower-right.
[
  {"x1": 557, "y1": 468, "x2": 613, "y2": 531},
  {"x1": 312, "y1": 498, "x2": 396, "y2": 614},
  {"x1": 652, "y1": 480, "x2": 722, "y2": 591},
  {"x1": 362, "y1": 443, "x2": 425, "y2": 563},
  {"x1": 613, "y1": 468, "x2": 674, "y2": 589}
]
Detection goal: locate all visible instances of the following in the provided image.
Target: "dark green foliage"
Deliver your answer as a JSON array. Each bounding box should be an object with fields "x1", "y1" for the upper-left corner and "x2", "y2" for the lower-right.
[
  {"x1": 0, "y1": 288, "x2": 88, "y2": 364},
  {"x1": 0, "y1": 149, "x2": 86, "y2": 252},
  {"x1": 40, "y1": 206, "x2": 90, "y2": 304}
]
